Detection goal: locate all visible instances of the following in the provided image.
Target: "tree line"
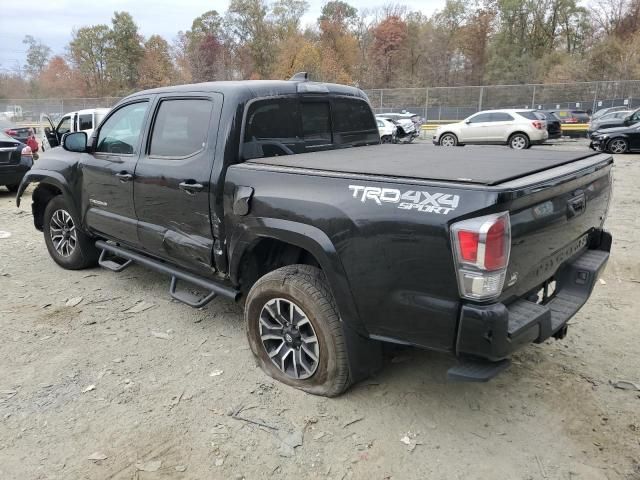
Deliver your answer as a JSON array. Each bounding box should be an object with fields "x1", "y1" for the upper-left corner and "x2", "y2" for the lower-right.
[{"x1": 2, "y1": 0, "x2": 640, "y2": 99}]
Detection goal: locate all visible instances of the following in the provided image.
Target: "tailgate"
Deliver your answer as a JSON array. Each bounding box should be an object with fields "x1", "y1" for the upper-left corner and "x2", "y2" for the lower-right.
[{"x1": 497, "y1": 154, "x2": 612, "y2": 302}]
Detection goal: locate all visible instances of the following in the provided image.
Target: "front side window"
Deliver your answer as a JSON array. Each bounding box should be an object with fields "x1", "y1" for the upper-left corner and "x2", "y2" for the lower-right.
[
  {"x1": 149, "y1": 99, "x2": 213, "y2": 158},
  {"x1": 57, "y1": 116, "x2": 71, "y2": 135},
  {"x1": 78, "y1": 114, "x2": 92, "y2": 131},
  {"x1": 468, "y1": 113, "x2": 492, "y2": 123},
  {"x1": 96, "y1": 102, "x2": 148, "y2": 155}
]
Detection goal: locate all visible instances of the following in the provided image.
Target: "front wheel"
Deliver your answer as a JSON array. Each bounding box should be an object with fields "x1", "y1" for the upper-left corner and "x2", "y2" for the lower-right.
[
  {"x1": 245, "y1": 265, "x2": 352, "y2": 397},
  {"x1": 439, "y1": 133, "x2": 458, "y2": 147},
  {"x1": 607, "y1": 138, "x2": 628, "y2": 154},
  {"x1": 43, "y1": 196, "x2": 99, "y2": 270},
  {"x1": 380, "y1": 135, "x2": 392, "y2": 144},
  {"x1": 509, "y1": 133, "x2": 530, "y2": 150}
]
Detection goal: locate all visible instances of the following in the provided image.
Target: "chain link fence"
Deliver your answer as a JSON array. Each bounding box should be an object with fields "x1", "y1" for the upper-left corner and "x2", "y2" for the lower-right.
[
  {"x1": 2, "y1": 80, "x2": 640, "y2": 124},
  {"x1": 0, "y1": 97, "x2": 121, "y2": 123},
  {"x1": 365, "y1": 80, "x2": 640, "y2": 121}
]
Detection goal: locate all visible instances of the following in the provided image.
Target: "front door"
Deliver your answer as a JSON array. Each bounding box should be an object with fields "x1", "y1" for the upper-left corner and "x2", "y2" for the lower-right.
[
  {"x1": 133, "y1": 94, "x2": 221, "y2": 274},
  {"x1": 461, "y1": 112, "x2": 493, "y2": 142},
  {"x1": 80, "y1": 100, "x2": 151, "y2": 246}
]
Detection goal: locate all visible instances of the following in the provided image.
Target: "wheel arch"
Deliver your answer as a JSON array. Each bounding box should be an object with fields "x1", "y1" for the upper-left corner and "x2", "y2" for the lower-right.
[
  {"x1": 229, "y1": 218, "x2": 365, "y2": 333},
  {"x1": 19, "y1": 172, "x2": 79, "y2": 232}
]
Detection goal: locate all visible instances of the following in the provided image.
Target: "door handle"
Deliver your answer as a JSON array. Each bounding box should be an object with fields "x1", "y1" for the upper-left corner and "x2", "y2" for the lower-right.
[
  {"x1": 179, "y1": 181, "x2": 204, "y2": 194},
  {"x1": 115, "y1": 171, "x2": 133, "y2": 182}
]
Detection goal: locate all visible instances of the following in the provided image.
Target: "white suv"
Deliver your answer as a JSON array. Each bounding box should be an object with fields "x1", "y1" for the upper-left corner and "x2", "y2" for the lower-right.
[{"x1": 433, "y1": 109, "x2": 548, "y2": 149}]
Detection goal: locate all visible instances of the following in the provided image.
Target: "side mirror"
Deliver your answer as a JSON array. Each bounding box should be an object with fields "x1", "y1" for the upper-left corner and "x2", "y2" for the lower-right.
[
  {"x1": 465, "y1": 120, "x2": 471, "y2": 124},
  {"x1": 62, "y1": 131, "x2": 88, "y2": 153}
]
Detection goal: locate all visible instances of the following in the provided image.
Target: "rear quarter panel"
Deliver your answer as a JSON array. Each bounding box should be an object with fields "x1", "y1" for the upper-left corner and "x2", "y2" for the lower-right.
[{"x1": 224, "y1": 164, "x2": 499, "y2": 351}]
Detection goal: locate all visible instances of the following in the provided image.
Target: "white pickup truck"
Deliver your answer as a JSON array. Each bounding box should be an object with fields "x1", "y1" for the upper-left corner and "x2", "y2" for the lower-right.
[{"x1": 43, "y1": 108, "x2": 110, "y2": 148}]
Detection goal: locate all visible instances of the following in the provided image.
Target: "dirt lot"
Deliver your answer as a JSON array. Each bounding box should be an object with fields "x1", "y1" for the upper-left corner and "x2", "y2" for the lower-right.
[{"x1": 0, "y1": 143, "x2": 639, "y2": 480}]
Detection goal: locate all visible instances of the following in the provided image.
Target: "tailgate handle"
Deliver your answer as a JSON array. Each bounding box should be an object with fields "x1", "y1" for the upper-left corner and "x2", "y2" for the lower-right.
[{"x1": 567, "y1": 193, "x2": 586, "y2": 218}]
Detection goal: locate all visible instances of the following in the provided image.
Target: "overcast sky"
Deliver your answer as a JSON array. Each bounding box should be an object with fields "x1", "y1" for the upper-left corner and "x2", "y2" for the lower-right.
[{"x1": 0, "y1": 0, "x2": 446, "y2": 72}]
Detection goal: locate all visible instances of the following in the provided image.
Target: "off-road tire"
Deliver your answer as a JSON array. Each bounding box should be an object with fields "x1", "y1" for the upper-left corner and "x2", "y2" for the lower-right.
[
  {"x1": 245, "y1": 264, "x2": 352, "y2": 397},
  {"x1": 43, "y1": 195, "x2": 99, "y2": 270}
]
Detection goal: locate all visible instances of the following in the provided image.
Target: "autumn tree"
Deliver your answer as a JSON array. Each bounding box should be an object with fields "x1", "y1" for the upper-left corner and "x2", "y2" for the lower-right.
[
  {"x1": 38, "y1": 56, "x2": 84, "y2": 97},
  {"x1": 68, "y1": 25, "x2": 111, "y2": 96},
  {"x1": 138, "y1": 36, "x2": 175, "y2": 89},
  {"x1": 227, "y1": 0, "x2": 275, "y2": 78},
  {"x1": 371, "y1": 15, "x2": 408, "y2": 86},
  {"x1": 108, "y1": 12, "x2": 144, "y2": 93},
  {"x1": 22, "y1": 35, "x2": 51, "y2": 78}
]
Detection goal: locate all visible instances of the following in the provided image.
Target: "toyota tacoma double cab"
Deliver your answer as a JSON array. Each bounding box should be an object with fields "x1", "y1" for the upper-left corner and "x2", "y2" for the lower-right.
[{"x1": 17, "y1": 76, "x2": 613, "y2": 397}]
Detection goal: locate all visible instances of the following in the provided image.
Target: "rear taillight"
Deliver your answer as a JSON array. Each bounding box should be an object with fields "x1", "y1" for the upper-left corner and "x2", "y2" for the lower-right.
[
  {"x1": 5, "y1": 129, "x2": 17, "y2": 136},
  {"x1": 21, "y1": 146, "x2": 32, "y2": 156},
  {"x1": 532, "y1": 120, "x2": 544, "y2": 130},
  {"x1": 451, "y1": 212, "x2": 511, "y2": 300}
]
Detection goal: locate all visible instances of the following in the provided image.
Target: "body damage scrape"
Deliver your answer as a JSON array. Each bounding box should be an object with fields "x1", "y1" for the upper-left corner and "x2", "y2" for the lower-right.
[{"x1": 348, "y1": 185, "x2": 460, "y2": 215}]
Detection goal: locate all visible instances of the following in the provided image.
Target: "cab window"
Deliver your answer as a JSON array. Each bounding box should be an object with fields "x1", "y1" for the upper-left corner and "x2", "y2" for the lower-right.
[{"x1": 96, "y1": 102, "x2": 148, "y2": 155}]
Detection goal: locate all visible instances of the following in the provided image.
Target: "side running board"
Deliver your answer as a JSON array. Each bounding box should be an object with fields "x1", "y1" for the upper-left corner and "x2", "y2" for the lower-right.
[
  {"x1": 95, "y1": 240, "x2": 240, "y2": 308},
  {"x1": 447, "y1": 358, "x2": 511, "y2": 382}
]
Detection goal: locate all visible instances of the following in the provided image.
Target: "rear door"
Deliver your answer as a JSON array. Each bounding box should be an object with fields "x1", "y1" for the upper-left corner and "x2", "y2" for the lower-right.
[
  {"x1": 488, "y1": 112, "x2": 515, "y2": 141},
  {"x1": 134, "y1": 94, "x2": 221, "y2": 274}
]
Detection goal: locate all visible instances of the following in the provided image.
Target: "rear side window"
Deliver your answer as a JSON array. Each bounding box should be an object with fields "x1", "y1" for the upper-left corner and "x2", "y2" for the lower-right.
[
  {"x1": 516, "y1": 111, "x2": 537, "y2": 120},
  {"x1": 78, "y1": 114, "x2": 92, "y2": 130},
  {"x1": 491, "y1": 112, "x2": 514, "y2": 121},
  {"x1": 150, "y1": 99, "x2": 213, "y2": 158},
  {"x1": 244, "y1": 99, "x2": 299, "y2": 141},
  {"x1": 332, "y1": 98, "x2": 377, "y2": 133},
  {"x1": 301, "y1": 102, "x2": 331, "y2": 142}
]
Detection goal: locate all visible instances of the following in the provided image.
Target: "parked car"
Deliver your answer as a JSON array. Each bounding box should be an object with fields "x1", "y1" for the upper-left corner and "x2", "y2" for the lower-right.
[
  {"x1": 376, "y1": 113, "x2": 419, "y2": 143},
  {"x1": 0, "y1": 131, "x2": 33, "y2": 192},
  {"x1": 591, "y1": 106, "x2": 629, "y2": 121},
  {"x1": 4, "y1": 125, "x2": 41, "y2": 144},
  {"x1": 590, "y1": 123, "x2": 640, "y2": 153},
  {"x1": 16, "y1": 77, "x2": 612, "y2": 396},
  {"x1": 588, "y1": 110, "x2": 633, "y2": 136},
  {"x1": 533, "y1": 111, "x2": 562, "y2": 139},
  {"x1": 433, "y1": 109, "x2": 548, "y2": 149},
  {"x1": 44, "y1": 108, "x2": 111, "y2": 148},
  {"x1": 377, "y1": 118, "x2": 396, "y2": 143},
  {"x1": 548, "y1": 109, "x2": 590, "y2": 124}
]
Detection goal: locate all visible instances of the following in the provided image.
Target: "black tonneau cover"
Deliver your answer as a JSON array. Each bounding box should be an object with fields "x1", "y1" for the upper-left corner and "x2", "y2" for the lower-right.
[{"x1": 248, "y1": 144, "x2": 605, "y2": 186}]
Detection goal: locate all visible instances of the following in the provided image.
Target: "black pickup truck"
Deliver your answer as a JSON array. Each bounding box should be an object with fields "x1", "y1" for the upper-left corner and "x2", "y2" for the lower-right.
[{"x1": 16, "y1": 77, "x2": 613, "y2": 397}]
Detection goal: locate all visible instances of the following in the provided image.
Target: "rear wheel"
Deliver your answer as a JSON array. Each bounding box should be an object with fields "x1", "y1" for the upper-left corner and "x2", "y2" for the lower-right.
[
  {"x1": 43, "y1": 196, "x2": 99, "y2": 270},
  {"x1": 245, "y1": 264, "x2": 351, "y2": 397},
  {"x1": 509, "y1": 133, "x2": 530, "y2": 150},
  {"x1": 607, "y1": 138, "x2": 628, "y2": 154},
  {"x1": 440, "y1": 133, "x2": 458, "y2": 147},
  {"x1": 381, "y1": 135, "x2": 392, "y2": 144}
]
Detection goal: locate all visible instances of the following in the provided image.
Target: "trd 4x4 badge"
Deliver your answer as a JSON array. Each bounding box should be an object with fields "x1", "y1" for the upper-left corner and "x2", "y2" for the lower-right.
[{"x1": 348, "y1": 185, "x2": 460, "y2": 215}]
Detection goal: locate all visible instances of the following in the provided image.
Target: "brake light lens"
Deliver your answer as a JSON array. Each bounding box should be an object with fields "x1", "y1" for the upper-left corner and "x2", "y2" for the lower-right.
[
  {"x1": 21, "y1": 146, "x2": 32, "y2": 156},
  {"x1": 532, "y1": 120, "x2": 544, "y2": 130},
  {"x1": 451, "y1": 212, "x2": 511, "y2": 300},
  {"x1": 5, "y1": 129, "x2": 17, "y2": 136}
]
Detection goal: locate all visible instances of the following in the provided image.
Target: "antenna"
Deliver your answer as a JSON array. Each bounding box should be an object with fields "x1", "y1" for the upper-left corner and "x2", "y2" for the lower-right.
[{"x1": 289, "y1": 72, "x2": 309, "y2": 82}]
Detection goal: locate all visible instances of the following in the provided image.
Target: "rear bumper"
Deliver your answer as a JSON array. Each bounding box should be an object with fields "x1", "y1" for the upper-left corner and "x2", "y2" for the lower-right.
[
  {"x1": 455, "y1": 230, "x2": 611, "y2": 362},
  {"x1": 0, "y1": 164, "x2": 30, "y2": 186}
]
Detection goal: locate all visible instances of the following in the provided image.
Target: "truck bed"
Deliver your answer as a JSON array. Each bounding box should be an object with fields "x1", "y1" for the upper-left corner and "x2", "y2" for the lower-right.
[{"x1": 248, "y1": 144, "x2": 607, "y2": 186}]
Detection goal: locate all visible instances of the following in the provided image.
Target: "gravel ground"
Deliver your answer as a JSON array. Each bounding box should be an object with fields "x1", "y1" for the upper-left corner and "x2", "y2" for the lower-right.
[{"x1": 0, "y1": 141, "x2": 638, "y2": 480}]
